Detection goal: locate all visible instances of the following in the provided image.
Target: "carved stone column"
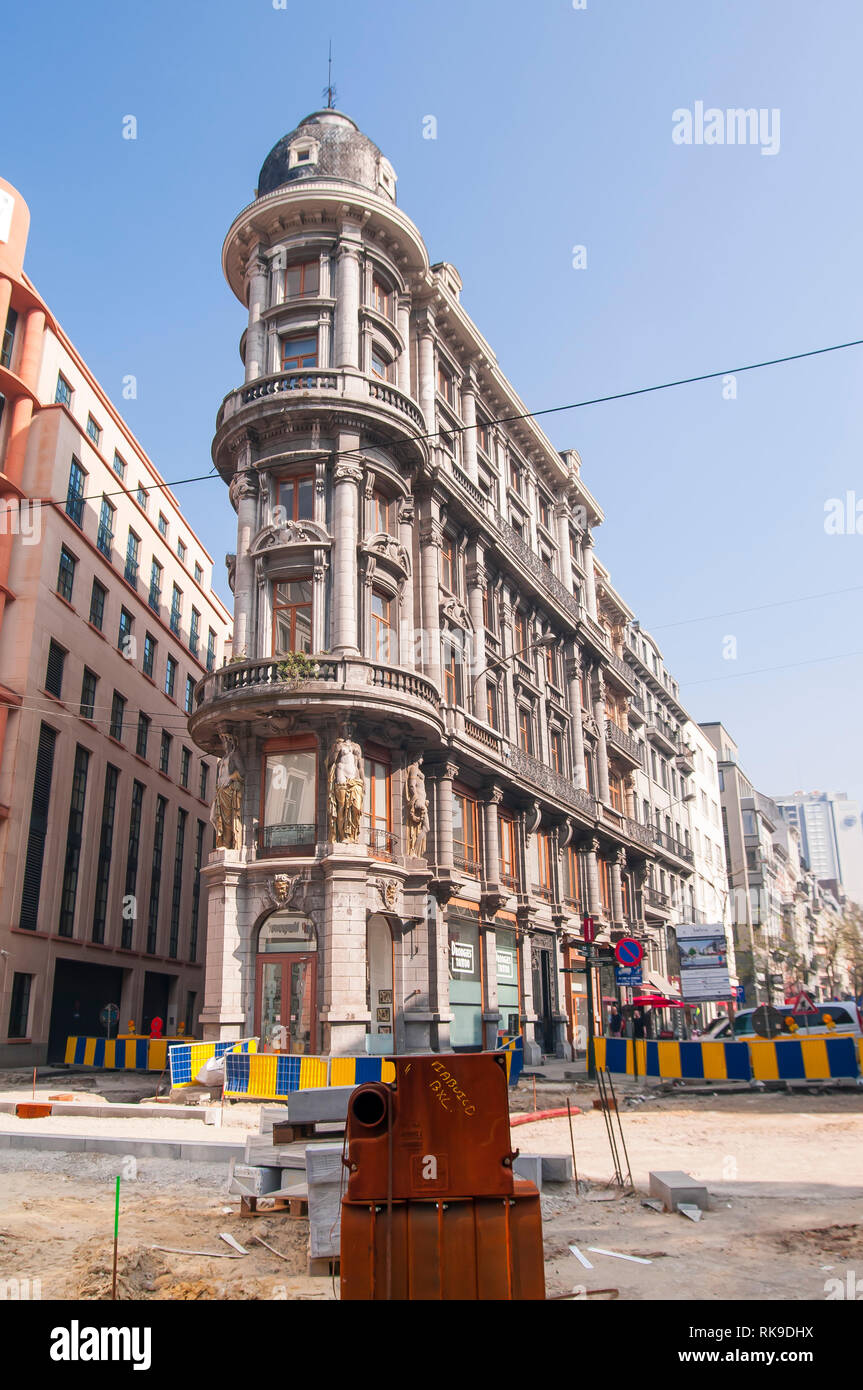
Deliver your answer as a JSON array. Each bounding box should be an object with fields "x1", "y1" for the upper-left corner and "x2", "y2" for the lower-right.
[
  {"x1": 461, "y1": 363, "x2": 479, "y2": 482},
  {"x1": 418, "y1": 515, "x2": 443, "y2": 691},
  {"x1": 480, "y1": 785, "x2": 503, "y2": 891},
  {"x1": 583, "y1": 531, "x2": 598, "y2": 620},
  {"x1": 416, "y1": 307, "x2": 436, "y2": 428},
  {"x1": 500, "y1": 589, "x2": 519, "y2": 741},
  {"x1": 430, "y1": 761, "x2": 458, "y2": 875},
  {"x1": 610, "y1": 848, "x2": 626, "y2": 925},
  {"x1": 331, "y1": 460, "x2": 362, "y2": 656},
  {"x1": 229, "y1": 463, "x2": 259, "y2": 660},
  {"x1": 396, "y1": 294, "x2": 411, "y2": 394},
  {"x1": 592, "y1": 670, "x2": 611, "y2": 805},
  {"x1": 466, "y1": 544, "x2": 487, "y2": 718},
  {"x1": 583, "y1": 835, "x2": 601, "y2": 917},
  {"x1": 555, "y1": 502, "x2": 574, "y2": 593},
  {"x1": 398, "y1": 497, "x2": 416, "y2": 670},
  {"x1": 566, "y1": 652, "x2": 587, "y2": 788},
  {"x1": 334, "y1": 231, "x2": 362, "y2": 369},
  {"x1": 244, "y1": 248, "x2": 270, "y2": 383}
]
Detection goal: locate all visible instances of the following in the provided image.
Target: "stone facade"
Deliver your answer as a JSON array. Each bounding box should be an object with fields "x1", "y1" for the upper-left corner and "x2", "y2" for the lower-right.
[{"x1": 192, "y1": 109, "x2": 699, "y2": 1062}]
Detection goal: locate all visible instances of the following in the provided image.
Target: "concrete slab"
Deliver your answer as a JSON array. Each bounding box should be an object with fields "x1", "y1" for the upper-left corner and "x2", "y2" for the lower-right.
[
  {"x1": 513, "y1": 1153, "x2": 543, "y2": 1189},
  {"x1": 649, "y1": 1169, "x2": 710, "y2": 1212},
  {"x1": 540, "y1": 1154, "x2": 574, "y2": 1184},
  {"x1": 284, "y1": 1087, "x2": 355, "y2": 1125},
  {"x1": 8, "y1": 1133, "x2": 88, "y2": 1153},
  {"x1": 306, "y1": 1143, "x2": 345, "y2": 1186}
]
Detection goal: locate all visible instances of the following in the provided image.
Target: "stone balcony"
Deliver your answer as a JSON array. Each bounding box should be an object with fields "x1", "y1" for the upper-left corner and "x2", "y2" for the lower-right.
[
  {"x1": 605, "y1": 719, "x2": 644, "y2": 768},
  {"x1": 189, "y1": 654, "x2": 444, "y2": 754},
  {"x1": 213, "y1": 368, "x2": 428, "y2": 474}
]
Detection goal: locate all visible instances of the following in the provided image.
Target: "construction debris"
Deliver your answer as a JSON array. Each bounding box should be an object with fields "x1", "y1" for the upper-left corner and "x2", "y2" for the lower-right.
[
  {"x1": 568, "y1": 1245, "x2": 594, "y2": 1269},
  {"x1": 588, "y1": 1247, "x2": 653, "y2": 1265},
  {"x1": 648, "y1": 1170, "x2": 710, "y2": 1213}
]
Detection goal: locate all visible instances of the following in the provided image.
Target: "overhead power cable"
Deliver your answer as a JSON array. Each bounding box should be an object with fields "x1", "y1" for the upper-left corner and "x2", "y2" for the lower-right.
[
  {"x1": 28, "y1": 333, "x2": 863, "y2": 511},
  {"x1": 651, "y1": 583, "x2": 863, "y2": 632},
  {"x1": 681, "y1": 649, "x2": 863, "y2": 687}
]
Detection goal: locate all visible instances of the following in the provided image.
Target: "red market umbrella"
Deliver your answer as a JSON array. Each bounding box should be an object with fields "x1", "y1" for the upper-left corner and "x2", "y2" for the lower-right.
[{"x1": 632, "y1": 995, "x2": 686, "y2": 1007}]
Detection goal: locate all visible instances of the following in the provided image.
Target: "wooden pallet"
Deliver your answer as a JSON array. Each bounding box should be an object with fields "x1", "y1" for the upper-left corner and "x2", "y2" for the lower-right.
[{"x1": 240, "y1": 1192, "x2": 309, "y2": 1219}]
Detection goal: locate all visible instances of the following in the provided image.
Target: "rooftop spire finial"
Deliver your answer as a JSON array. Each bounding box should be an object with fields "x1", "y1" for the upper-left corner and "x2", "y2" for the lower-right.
[{"x1": 323, "y1": 40, "x2": 337, "y2": 110}]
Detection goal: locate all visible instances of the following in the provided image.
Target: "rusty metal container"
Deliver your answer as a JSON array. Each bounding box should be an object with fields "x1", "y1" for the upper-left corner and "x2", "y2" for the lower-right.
[
  {"x1": 340, "y1": 1052, "x2": 545, "y2": 1300},
  {"x1": 344, "y1": 1052, "x2": 516, "y2": 1200}
]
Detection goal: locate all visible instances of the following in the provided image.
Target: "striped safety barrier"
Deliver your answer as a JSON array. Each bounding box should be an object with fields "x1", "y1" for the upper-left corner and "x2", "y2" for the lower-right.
[
  {"x1": 223, "y1": 1052, "x2": 396, "y2": 1100},
  {"x1": 64, "y1": 1035, "x2": 190, "y2": 1072},
  {"x1": 168, "y1": 1037, "x2": 258, "y2": 1088},
  {"x1": 497, "y1": 1034, "x2": 525, "y2": 1087},
  {"x1": 593, "y1": 1034, "x2": 860, "y2": 1082},
  {"x1": 747, "y1": 1035, "x2": 860, "y2": 1082}
]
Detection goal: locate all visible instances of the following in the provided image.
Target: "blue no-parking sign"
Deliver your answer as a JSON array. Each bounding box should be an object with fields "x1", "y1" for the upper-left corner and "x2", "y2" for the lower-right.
[
  {"x1": 614, "y1": 937, "x2": 644, "y2": 968},
  {"x1": 615, "y1": 965, "x2": 643, "y2": 986}
]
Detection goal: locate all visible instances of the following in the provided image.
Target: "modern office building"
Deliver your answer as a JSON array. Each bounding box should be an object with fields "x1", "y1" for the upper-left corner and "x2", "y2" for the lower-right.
[
  {"x1": 0, "y1": 177, "x2": 232, "y2": 1065},
  {"x1": 190, "y1": 105, "x2": 709, "y2": 1064},
  {"x1": 774, "y1": 791, "x2": 863, "y2": 906}
]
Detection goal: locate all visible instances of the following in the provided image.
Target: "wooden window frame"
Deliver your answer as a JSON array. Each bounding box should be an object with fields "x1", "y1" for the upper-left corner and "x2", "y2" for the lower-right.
[
  {"x1": 283, "y1": 258, "x2": 320, "y2": 301},
  {"x1": 452, "y1": 787, "x2": 481, "y2": 877},
  {"x1": 370, "y1": 588, "x2": 394, "y2": 664},
  {"x1": 277, "y1": 474, "x2": 315, "y2": 523},
  {"x1": 281, "y1": 333, "x2": 318, "y2": 371},
  {"x1": 272, "y1": 577, "x2": 313, "y2": 657},
  {"x1": 259, "y1": 733, "x2": 319, "y2": 858}
]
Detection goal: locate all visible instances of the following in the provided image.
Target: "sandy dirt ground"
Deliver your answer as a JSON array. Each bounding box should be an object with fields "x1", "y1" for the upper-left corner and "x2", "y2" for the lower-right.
[{"x1": 1, "y1": 1072, "x2": 861, "y2": 1300}]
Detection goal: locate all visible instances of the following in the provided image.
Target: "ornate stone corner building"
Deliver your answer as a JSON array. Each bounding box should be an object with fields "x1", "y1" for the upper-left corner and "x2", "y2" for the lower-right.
[{"x1": 192, "y1": 109, "x2": 688, "y2": 1063}]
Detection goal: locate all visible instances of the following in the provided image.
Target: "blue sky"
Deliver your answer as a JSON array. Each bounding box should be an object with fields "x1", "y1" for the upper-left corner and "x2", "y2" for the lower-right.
[{"x1": 3, "y1": 0, "x2": 862, "y2": 806}]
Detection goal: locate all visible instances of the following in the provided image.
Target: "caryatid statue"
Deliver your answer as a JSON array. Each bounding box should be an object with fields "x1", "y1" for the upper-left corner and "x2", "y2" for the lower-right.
[
  {"x1": 405, "y1": 759, "x2": 430, "y2": 859},
  {"x1": 211, "y1": 734, "x2": 245, "y2": 850},
  {"x1": 327, "y1": 727, "x2": 365, "y2": 844}
]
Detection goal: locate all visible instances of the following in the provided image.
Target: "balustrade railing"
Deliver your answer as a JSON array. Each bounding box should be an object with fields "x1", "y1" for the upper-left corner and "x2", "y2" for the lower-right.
[
  {"x1": 605, "y1": 720, "x2": 643, "y2": 764},
  {"x1": 194, "y1": 655, "x2": 441, "y2": 714}
]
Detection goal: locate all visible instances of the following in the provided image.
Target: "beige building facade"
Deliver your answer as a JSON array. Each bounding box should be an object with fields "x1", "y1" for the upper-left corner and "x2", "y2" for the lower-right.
[{"x1": 0, "y1": 177, "x2": 232, "y2": 1065}]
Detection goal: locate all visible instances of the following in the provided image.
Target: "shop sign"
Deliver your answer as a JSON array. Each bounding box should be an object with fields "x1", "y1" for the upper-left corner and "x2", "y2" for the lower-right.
[{"x1": 450, "y1": 940, "x2": 475, "y2": 974}]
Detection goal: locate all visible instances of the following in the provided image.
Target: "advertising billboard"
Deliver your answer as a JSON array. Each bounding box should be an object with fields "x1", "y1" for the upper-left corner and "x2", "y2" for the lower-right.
[{"x1": 675, "y1": 922, "x2": 732, "y2": 1001}]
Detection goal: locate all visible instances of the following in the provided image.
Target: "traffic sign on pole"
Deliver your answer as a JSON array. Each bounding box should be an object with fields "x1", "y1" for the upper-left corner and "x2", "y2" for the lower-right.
[
  {"x1": 614, "y1": 937, "x2": 643, "y2": 967},
  {"x1": 582, "y1": 916, "x2": 596, "y2": 944}
]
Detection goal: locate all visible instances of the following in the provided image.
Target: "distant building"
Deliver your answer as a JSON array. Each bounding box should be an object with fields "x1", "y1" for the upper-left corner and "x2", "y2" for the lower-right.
[
  {"x1": 773, "y1": 791, "x2": 863, "y2": 906},
  {"x1": 0, "y1": 177, "x2": 232, "y2": 1065}
]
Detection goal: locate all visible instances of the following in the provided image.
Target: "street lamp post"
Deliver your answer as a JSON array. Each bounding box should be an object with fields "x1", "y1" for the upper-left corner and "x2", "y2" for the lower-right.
[{"x1": 470, "y1": 633, "x2": 557, "y2": 705}]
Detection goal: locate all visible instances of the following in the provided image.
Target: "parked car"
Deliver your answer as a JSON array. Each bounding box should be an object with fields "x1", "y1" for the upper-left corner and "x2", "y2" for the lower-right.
[
  {"x1": 725, "y1": 1001, "x2": 863, "y2": 1039},
  {"x1": 701, "y1": 1002, "x2": 863, "y2": 1040}
]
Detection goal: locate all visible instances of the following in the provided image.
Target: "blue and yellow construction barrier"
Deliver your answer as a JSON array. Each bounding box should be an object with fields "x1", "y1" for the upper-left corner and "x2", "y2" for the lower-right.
[
  {"x1": 497, "y1": 1034, "x2": 524, "y2": 1087},
  {"x1": 593, "y1": 1035, "x2": 860, "y2": 1082},
  {"x1": 224, "y1": 1052, "x2": 396, "y2": 1100},
  {"x1": 64, "y1": 1035, "x2": 193, "y2": 1072},
  {"x1": 168, "y1": 1037, "x2": 258, "y2": 1088}
]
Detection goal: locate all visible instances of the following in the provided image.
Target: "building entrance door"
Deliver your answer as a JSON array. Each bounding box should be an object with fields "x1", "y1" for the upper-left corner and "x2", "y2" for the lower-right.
[
  {"x1": 367, "y1": 913, "x2": 395, "y2": 1053},
  {"x1": 254, "y1": 910, "x2": 318, "y2": 1053},
  {"x1": 531, "y1": 935, "x2": 556, "y2": 1055}
]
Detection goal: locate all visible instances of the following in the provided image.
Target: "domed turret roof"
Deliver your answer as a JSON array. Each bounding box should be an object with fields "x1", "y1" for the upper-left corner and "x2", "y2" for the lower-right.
[{"x1": 256, "y1": 110, "x2": 396, "y2": 201}]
